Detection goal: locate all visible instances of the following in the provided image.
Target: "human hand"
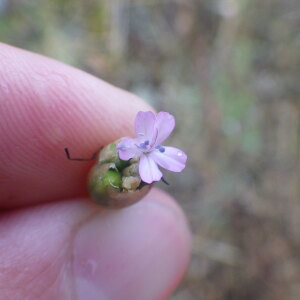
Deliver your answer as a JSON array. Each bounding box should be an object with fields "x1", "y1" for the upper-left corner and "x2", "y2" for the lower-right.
[{"x1": 0, "y1": 43, "x2": 191, "y2": 300}]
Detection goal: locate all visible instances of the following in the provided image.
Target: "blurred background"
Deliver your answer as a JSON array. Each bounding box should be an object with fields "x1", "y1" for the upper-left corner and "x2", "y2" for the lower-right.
[{"x1": 1, "y1": 0, "x2": 300, "y2": 299}]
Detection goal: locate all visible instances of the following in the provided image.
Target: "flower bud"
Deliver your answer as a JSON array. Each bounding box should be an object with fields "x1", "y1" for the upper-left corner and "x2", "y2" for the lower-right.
[{"x1": 88, "y1": 140, "x2": 151, "y2": 208}]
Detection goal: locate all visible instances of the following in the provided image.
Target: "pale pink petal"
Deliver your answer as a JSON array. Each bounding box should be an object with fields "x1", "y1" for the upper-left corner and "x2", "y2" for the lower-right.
[
  {"x1": 139, "y1": 154, "x2": 162, "y2": 184},
  {"x1": 153, "y1": 112, "x2": 175, "y2": 146},
  {"x1": 135, "y1": 111, "x2": 156, "y2": 142},
  {"x1": 117, "y1": 137, "x2": 140, "y2": 160},
  {"x1": 149, "y1": 146, "x2": 187, "y2": 172}
]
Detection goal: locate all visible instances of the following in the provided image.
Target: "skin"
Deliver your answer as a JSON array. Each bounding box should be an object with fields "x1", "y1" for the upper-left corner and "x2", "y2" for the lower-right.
[{"x1": 0, "y1": 43, "x2": 191, "y2": 300}]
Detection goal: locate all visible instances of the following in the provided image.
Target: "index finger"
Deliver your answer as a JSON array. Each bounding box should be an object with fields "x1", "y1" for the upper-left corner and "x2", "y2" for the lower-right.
[{"x1": 0, "y1": 43, "x2": 152, "y2": 208}]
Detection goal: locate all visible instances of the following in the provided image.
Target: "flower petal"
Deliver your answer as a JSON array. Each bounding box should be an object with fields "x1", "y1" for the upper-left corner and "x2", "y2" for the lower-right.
[
  {"x1": 134, "y1": 111, "x2": 156, "y2": 142},
  {"x1": 139, "y1": 154, "x2": 162, "y2": 184},
  {"x1": 117, "y1": 137, "x2": 140, "y2": 160},
  {"x1": 153, "y1": 112, "x2": 175, "y2": 146},
  {"x1": 149, "y1": 146, "x2": 187, "y2": 172}
]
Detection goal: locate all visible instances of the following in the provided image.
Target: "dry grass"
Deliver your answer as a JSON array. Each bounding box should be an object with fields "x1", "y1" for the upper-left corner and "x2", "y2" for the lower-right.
[{"x1": 1, "y1": 0, "x2": 300, "y2": 298}]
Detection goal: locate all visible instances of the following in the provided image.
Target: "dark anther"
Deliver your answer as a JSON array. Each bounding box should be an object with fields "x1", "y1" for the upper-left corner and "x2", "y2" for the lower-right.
[
  {"x1": 156, "y1": 145, "x2": 165, "y2": 153},
  {"x1": 140, "y1": 140, "x2": 150, "y2": 149}
]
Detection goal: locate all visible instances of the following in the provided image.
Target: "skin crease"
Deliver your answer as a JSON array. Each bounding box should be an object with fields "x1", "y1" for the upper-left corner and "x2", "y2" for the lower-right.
[{"x1": 0, "y1": 43, "x2": 191, "y2": 300}]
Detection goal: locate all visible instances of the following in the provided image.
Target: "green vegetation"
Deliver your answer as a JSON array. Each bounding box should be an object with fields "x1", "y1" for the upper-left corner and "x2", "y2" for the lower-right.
[{"x1": 1, "y1": 0, "x2": 299, "y2": 298}]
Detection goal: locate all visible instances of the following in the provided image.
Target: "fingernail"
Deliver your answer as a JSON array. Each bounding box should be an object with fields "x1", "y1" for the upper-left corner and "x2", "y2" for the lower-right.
[{"x1": 72, "y1": 198, "x2": 191, "y2": 300}]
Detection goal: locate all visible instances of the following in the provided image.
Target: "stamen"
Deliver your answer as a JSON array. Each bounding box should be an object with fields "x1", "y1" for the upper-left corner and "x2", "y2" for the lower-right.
[
  {"x1": 159, "y1": 147, "x2": 165, "y2": 153},
  {"x1": 156, "y1": 145, "x2": 165, "y2": 153},
  {"x1": 139, "y1": 140, "x2": 149, "y2": 149}
]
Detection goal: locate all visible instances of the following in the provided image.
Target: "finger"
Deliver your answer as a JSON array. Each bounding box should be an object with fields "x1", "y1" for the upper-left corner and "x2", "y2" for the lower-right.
[
  {"x1": 0, "y1": 43, "x2": 152, "y2": 208},
  {"x1": 0, "y1": 189, "x2": 191, "y2": 300}
]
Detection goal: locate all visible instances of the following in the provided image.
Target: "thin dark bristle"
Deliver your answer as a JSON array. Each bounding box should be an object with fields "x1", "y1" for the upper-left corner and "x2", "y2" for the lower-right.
[
  {"x1": 64, "y1": 147, "x2": 70, "y2": 159},
  {"x1": 161, "y1": 177, "x2": 170, "y2": 185},
  {"x1": 64, "y1": 147, "x2": 98, "y2": 161}
]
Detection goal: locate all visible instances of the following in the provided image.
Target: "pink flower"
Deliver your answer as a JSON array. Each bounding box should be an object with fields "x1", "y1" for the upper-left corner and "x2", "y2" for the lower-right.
[{"x1": 117, "y1": 111, "x2": 187, "y2": 184}]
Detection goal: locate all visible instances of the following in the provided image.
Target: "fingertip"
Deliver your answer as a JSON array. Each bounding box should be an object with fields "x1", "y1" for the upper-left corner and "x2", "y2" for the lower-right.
[
  {"x1": 0, "y1": 190, "x2": 191, "y2": 299},
  {"x1": 73, "y1": 189, "x2": 191, "y2": 300},
  {"x1": 0, "y1": 43, "x2": 154, "y2": 207}
]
